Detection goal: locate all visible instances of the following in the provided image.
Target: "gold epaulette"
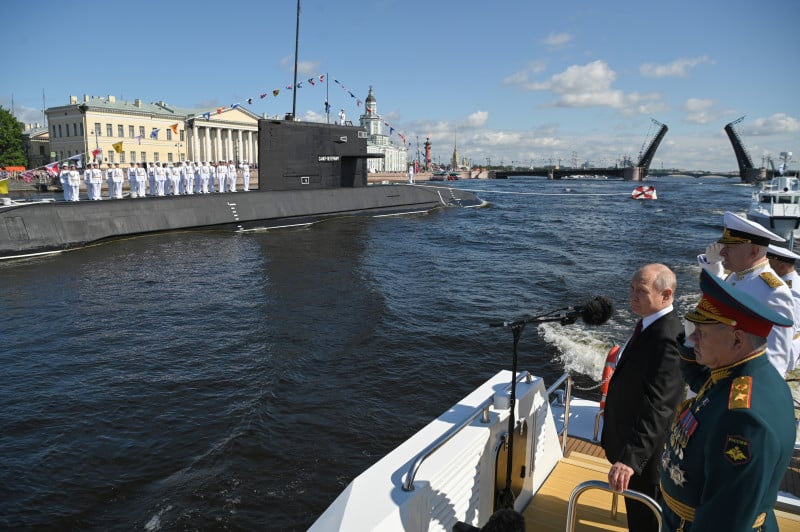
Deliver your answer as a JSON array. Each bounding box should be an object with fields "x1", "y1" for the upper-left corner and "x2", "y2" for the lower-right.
[
  {"x1": 728, "y1": 376, "x2": 752, "y2": 409},
  {"x1": 759, "y1": 271, "x2": 784, "y2": 288}
]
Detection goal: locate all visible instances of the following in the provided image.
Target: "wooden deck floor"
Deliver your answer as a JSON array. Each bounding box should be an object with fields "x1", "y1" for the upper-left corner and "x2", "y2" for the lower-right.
[{"x1": 523, "y1": 437, "x2": 800, "y2": 531}]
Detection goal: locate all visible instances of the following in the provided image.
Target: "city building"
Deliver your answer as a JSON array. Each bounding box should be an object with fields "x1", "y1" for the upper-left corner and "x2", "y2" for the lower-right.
[
  {"x1": 21, "y1": 124, "x2": 50, "y2": 169},
  {"x1": 359, "y1": 87, "x2": 408, "y2": 173},
  {"x1": 45, "y1": 95, "x2": 260, "y2": 166}
]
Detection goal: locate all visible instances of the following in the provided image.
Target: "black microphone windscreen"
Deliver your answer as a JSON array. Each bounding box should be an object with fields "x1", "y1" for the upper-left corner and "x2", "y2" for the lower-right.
[{"x1": 580, "y1": 296, "x2": 614, "y2": 325}]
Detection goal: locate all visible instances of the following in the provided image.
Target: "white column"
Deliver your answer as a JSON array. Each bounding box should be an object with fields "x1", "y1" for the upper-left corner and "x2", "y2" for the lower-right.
[{"x1": 214, "y1": 127, "x2": 222, "y2": 162}]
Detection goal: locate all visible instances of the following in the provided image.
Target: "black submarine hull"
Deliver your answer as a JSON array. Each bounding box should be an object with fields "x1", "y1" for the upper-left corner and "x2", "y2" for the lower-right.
[{"x1": 0, "y1": 184, "x2": 480, "y2": 259}]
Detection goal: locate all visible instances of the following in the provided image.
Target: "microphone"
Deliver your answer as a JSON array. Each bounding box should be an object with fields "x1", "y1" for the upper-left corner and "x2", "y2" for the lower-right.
[
  {"x1": 490, "y1": 296, "x2": 614, "y2": 327},
  {"x1": 565, "y1": 296, "x2": 614, "y2": 325}
]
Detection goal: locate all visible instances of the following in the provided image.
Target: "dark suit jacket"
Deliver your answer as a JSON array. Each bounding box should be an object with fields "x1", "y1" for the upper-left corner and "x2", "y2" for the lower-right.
[{"x1": 601, "y1": 309, "x2": 684, "y2": 485}]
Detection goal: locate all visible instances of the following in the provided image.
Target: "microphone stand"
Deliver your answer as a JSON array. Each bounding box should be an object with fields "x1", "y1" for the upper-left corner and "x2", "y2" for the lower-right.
[{"x1": 491, "y1": 311, "x2": 575, "y2": 509}]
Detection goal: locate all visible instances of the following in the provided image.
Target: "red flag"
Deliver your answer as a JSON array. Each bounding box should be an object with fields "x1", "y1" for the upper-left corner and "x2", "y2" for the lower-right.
[
  {"x1": 91, "y1": 149, "x2": 101, "y2": 159},
  {"x1": 169, "y1": 123, "x2": 178, "y2": 134},
  {"x1": 45, "y1": 163, "x2": 59, "y2": 176},
  {"x1": 216, "y1": 107, "x2": 224, "y2": 114},
  {"x1": 319, "y1": 75, "x2": 325, "y2": 82}
]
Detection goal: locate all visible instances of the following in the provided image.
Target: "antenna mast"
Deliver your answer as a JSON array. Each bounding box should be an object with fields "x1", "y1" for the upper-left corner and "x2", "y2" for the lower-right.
[{"x1": 291, "y1": 0, "x2": 300, "y2": 120}]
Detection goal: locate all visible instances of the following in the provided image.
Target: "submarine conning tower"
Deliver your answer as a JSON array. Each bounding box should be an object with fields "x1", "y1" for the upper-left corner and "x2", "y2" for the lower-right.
[{"x1": 258, "y1": 119, "x2": 383, "y2": 191}]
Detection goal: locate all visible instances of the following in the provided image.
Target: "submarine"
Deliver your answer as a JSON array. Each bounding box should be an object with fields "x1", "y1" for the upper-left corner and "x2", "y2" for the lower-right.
[{"x1": 0, "y1": 119, "x2": 483, "y2": 260}]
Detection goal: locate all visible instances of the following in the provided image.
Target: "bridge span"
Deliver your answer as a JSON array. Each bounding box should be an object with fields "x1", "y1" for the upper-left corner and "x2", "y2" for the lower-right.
[{"x1": 492, "y1": 119, "x2": 669, "y2": 181}]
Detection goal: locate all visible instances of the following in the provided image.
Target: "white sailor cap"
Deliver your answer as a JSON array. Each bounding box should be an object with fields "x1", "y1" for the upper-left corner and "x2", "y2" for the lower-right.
[
  {"x1": 718, "y1": 211, "x2": 785, "y2": 246},
  {"x1": 767, "y1": 243, "x2": 800, "y2": 263}
]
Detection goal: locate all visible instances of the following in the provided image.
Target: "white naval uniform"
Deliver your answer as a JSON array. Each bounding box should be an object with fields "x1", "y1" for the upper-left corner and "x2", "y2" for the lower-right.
[
  {"x1": 723, "y1": 260, "x2": 796, "y2": 377},
  {"x1": 216, "y1": 164, "x2": 228, "y2": 193},
  {"x1": 239, "y1": 163, "x2": 250, "y2": 191},
  {"x1": 68, "y1": 169, "x2": 81, "y2": 200},
  {"x1": 193, "y1": 164, "x2": 201, "y2": 193},
  {"x1": 780, "y1": 269, "x2": 800, "y2": 371},
  {"x1": 167, "y1": 166, "x2": 180, "y2": 195},
  {"x1": 227, "y1": 163, "x2": 237, "y2": 192},
  {"x1": 59, "y1": 169, "x2": 71, "y2": 201},
  {"x1": 90, "y1": 168, "x2": 103, "y2": 200},
  {"x1": 112, "y1": 167, "x2": 124, "y2": 199},
  {"x1": 155, "y1": 165, "x2": 166, "y2": 196},
  {"x1": 208, "y1": 165, "x2": 217, "y2": 193},
  {"x1": 127, "y1": 167, "x2": 137, "y2": 198},
  {"x1": 148, "y1": 165, "x2": 156, "y2": 196},
  {"x1": 200, "y1": 164, "x2": 210, "y2": 194},
  {"x1": 135, "y1": 166, "x2": 147, "y2": 197},
  {"x1": 106, "y1": 168, "x2": 114, "y2": 198}
]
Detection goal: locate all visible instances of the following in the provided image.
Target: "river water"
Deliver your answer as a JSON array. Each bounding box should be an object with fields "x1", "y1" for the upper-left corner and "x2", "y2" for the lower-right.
[{"x1": 0, "y1": 176, "x2": 754, "y2": 530}]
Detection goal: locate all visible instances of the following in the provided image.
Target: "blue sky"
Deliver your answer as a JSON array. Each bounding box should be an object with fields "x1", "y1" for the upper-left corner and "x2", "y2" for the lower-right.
[{"x1": 2, "y1": 0, "x2": 798, "y2": 171}]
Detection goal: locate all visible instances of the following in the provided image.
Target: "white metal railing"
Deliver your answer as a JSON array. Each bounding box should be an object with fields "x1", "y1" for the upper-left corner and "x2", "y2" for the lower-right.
[
  {"x1": 566, "y1": 480, "x2": 663, "y2": 531},
  {"x1": 546, "y1": 373, "x2": 573, "y2": 455}
]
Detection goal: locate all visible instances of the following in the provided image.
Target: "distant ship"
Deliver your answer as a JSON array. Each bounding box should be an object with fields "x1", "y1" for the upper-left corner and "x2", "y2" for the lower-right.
[{"x1": 0, "y1": 120, "x2": 482, "y2": 260}]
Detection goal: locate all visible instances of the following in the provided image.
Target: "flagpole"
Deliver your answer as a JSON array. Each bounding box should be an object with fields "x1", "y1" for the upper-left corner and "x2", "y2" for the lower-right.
[
  {"x1": 326, "y1": 72, "x2": 330, "y2": 124},
  {"x1": 291, "y1": 0, "x2": 300, "y2": 120}
]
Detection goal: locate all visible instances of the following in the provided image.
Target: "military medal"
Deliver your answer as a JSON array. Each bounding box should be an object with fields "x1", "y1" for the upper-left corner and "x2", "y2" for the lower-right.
[
  {"x1": 669, "y1": 463, "x2": 687, "y2": 486},
  {"x1": 670, "y1": 407, "x2": 698, "y2": 460}
]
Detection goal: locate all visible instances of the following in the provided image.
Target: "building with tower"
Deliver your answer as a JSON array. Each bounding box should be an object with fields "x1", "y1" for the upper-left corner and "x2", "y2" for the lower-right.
[{"x1": 359, "y1": 87, "x2": 408, "y2": 173}]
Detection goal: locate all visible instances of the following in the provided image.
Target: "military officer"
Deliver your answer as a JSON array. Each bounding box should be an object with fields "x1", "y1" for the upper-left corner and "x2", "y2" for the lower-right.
[
  {"x1": 200, "y1": 161, "x2": 211, "y2": 194},
  {"x1": 239, "y1": 160, "x2": 251, "y2": 191},
  {"x1": 127, "y1": 163, "x2": 138, "y2": 198},
  {"x1": 767, "y1": 243, "x2": 800, "y2": 370},
  {"x1": 89, "y1": 162, "x2": 103, "y2": 200},
  {"x1": 227, "y1": 159, "x2": 237, "y2": 192},
  {"x1": 216, "y1": 160, "x2": 227, "y2": 193},
  {"x1": 134, "y1": 162, "x2": 148, "y2": 198},
  {"x1": 698, "y1": 211, "x2": 795, "y2": 377},
  {"x1": 105, "y1": 162, "x2": 115, "y2": 199},
  {"x1": 59, "y1": 164, "x2": 71, "y2": 201},
  {"x1": 67, "y1": 163, "x2": 81, "y2": 201},
  {"x1": 660, "y1": 269, "x2": 795, "y2": 531},
  {"x1": 154, "y1": 162, "x2": 166, "y2": 196},
  {"x1": 111, "y1": 162, "x2": 124, "y2": 199}
]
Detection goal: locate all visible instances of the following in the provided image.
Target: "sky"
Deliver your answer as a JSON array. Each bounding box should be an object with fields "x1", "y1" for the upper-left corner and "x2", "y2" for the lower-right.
[{"x1": 2, "y1": 0, "x2": 798, "y2": 172}]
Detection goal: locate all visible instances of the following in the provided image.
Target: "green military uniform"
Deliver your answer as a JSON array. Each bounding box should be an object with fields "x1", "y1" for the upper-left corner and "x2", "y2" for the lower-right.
[
  {"x1": 661, "y1": 350, "x2": 794, "y2": 531},
  {"x1": 659, "y1": 268, "x2": 795, "y2": 531}
]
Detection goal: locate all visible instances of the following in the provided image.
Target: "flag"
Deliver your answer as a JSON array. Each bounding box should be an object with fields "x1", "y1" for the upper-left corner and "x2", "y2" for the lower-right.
[
  {"x1": 91, "y1": 148, "x2": 101, "y2": 159},
  {"x1": 45, "y1": 162, "x2": 59, "y2": 176},
  {"x1": 135, "y1": 134, "x2": 143, "y2": 145},
  {"x1": 272, "y1": 89, "x2": 280, "y2": 97},
  {"x1": 297, "y1": 82, "x2": 303, "y2": 88},
  {"x1": 202, "y1": 112, "x2": 211, "y2": 120},
  {"x1": 324, "y1": 99, "x2": 330, "y2": 113},
  {"x1": 260, "y1": 93, "x2": 268, "y2": 99},
  {"x1": 231, "y1": 103, "x2": 240, "y2": 109},
  {"x1": 169, "y1": 123, "x2": 178, "y2": 134},
  {"x1": 0, "y1": 180, "x2": 7, "y2": 194},
  {"x1": 150, "y1": 128, "x2": 160, "y2": 139},
  {"x1": 319, "y1": 75, "x2": 325, "y2": 82},
  {"x1": 112, "y1": 141, "x2": 123, "y2": 154},
  {"x1": 308, "y1": 78, "x2": 315, "y2": 85},
  {"x1": 247, "y1": 98, "x2": 253, "y2": 105},
  {"x1": 216, "y1": 107, "x2": 224, "y2": 114}
]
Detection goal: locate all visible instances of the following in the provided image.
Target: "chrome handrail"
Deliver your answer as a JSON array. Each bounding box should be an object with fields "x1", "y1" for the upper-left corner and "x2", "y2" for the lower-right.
[
  {"x1": 402, "y1": 371, "x2": 532, "y2": 491},
  {"x1": 546, "y1": 373, "x2": 573, "y2": 455},
  {"x1": 566, "y1": 480, "x2": 663, "y2": 532}
]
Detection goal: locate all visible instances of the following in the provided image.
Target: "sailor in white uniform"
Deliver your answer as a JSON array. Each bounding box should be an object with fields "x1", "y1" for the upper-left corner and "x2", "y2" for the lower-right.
[
  {"x1": 200, "y1": 162, "x2": 210, "y2": 194},
  {"x1": 134, "y1": 163, "x2": 147, "y2": 198},
  {"x1": 67, "y1": 163, "x2": 81, "y2": 201},
  {"x1": 193, "y1": 162, "x2": 202, "y2": 193},
  {"x1": 148, "y1": 163, "x2": 156, "y2": 196},
  {"x1": 216, "y1": 160, "x2": 228, "y2": 193},
  {"x1": 59, "y1": 165, "x2": 71, "y2": 201},
  {"x1": 698, "y1": 211, "x2": 796, "y2": 377},
  {"x1": 105, "y1": 163, "x2": 115, "y2": 199},
  {"x1": 208, "y1": 162, "x2": 217, "y2": 193},
  {"x1": 112, "y1": 162, "x2": 124, "y2": 199},
  {"x1": 767, "y1": 243, "x2": 800, "y2": 371},
  {"x1": 239, "y1": 160, "x2": 250, "y2": 191},
  {"x1": 127, "y1": 163, "x2": 138, "y2": 198},
  {"x1": 90, "y1": 162, "x2": 103, "y2": 200},
  {"x1": 227, "y1": 160, "x2": 237, "y2": 192},
  {"x1": 167, "y1": 163, "x2": 179, "y2": 195},
  {"x1": 154, "y1": 162, "x2": 166, "y2": 196}
]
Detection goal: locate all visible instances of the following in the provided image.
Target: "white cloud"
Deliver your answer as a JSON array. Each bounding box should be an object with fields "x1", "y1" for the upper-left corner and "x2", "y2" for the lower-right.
[
  {"x1": 543, "y1": 32, "x2": 572, "y2": 48},
  {"x1": 682, "y1": 98, "x2": 717, "y2": 124},
  {"x1": 640, "y1": 56, "x2": 710, "y2": 78},
  {"x1": 467, "y1": 111, "x2": 489, "y2": 127},
  {"x1": 744, "y1": 113, "x2": 800, "y2": 136},
  {"x1": 502, "y1": 61, "x2": 547, "y2": 86},
  {"x1": 279, "y1": 56, "x2": 320, "y2": 75}
]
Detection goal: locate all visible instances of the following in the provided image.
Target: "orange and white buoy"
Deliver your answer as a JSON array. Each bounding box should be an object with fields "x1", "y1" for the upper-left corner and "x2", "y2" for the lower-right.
[
  {"x1": 599, "y1": 344, "x2": 620, "y2": 414},
  {"x1": 631, "y1": 185, "x2": 657, "y2": 200}
]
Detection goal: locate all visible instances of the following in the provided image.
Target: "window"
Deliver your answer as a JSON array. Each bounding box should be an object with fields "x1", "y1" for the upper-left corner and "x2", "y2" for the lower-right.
[
  {"x1": 57, "y1": 124, "x2": 62, "y2": 137},
  {"x1": 130, "y1": 151, "x2": 136, "y2": 162},
  {"x1": 79, "y1": 123, "x2": 84, "y2": 136},
  {"x1": 139, "y1": 126, "x2": 145, "y2": 138},
  {"x1": 94, "y1": 122, "x2": 101, "y2": 136},
  {"x1": 180, "y1": 130, "x2": 185, "y2": 142},
  {"x1": 120, "y1": 152, "x2": 126, "y2": 164},
  {"x1": 51, "y1": 125, "x2": 56, "y2": 138},
  {"x1": 154, "y1": 152, "x2": 160, "y2": 162},
  {"x1": 118, "y1": 125, "x2": 124, "y2": 137},
  {"x1": 107, "y1": 150, "x2": 114, "y2": 163},
  {"x1": 129, "y1": 125, "x2": 135, "y2": 138},
  {"x1": 140, "y1": 151, "x2": 146, "y2": 162},
  {"x1": 106, "y1": 124, "x2": 113, "y2": 137},
  {"x1": 166, "y1": 129, "x2": 173, "y2": 141},
  {"x1": 39, "y1": 146, "x2": 45, "y2": 155}
]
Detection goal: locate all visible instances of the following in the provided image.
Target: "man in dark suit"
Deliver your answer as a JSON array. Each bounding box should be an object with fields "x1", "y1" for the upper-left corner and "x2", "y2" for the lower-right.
[{"x1": 601, "y1": 263, "x2": 684, "y2": 532}]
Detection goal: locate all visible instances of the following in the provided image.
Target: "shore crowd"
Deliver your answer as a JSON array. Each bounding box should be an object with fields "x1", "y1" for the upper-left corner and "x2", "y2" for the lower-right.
[{"x1": 58, "y1": 160, "x2": 252, "y2": 201}]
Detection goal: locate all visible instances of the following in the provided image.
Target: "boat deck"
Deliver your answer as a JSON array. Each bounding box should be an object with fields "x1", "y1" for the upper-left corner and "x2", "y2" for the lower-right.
[{"x1": 523, "y1": 437, "x2": 800, "y2": 531}]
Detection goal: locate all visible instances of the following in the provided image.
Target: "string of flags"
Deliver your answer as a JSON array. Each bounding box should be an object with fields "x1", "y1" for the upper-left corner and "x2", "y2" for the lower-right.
[{"x1": 189, "y1": 74, "x2": 411, "y2": 147}]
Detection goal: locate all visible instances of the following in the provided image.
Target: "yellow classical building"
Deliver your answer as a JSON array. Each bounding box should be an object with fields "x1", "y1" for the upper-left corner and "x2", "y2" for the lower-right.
[{"x1": 46, "y1": 95, "x2": 260, "y2": 167}]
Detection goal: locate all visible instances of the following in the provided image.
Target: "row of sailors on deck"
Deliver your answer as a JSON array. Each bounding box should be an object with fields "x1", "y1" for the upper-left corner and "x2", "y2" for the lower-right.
[{"x1": 58, "y1": 160, "x2": 252, "y2": 201}]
